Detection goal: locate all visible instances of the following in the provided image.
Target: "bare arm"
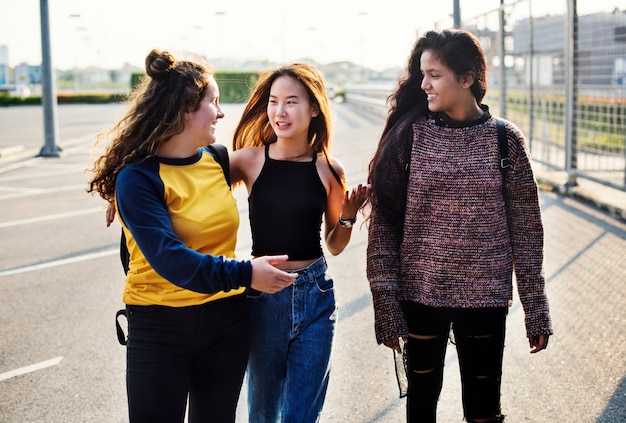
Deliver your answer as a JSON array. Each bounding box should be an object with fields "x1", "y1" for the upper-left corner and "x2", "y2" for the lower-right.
[
  {"x1": 321, "y1": 157, "x2": 369, "y2": 255},
  {"x1": 229, "y1": 147, "x2": 264, "y2": 194}
]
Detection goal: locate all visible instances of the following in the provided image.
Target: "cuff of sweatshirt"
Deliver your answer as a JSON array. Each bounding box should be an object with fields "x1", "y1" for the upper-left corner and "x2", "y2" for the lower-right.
[
  {"x1": 234, "y1": 259, "x2": 253, "y2": 289},
  {"x1": 371, "y1": 288, "x2": 408, "y2": 344}
]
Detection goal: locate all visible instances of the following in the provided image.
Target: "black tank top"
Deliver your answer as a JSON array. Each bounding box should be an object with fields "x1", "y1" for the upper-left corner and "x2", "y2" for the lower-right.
[{"x1": 249, "y1": 144, "x2": 327, "y2": 260}]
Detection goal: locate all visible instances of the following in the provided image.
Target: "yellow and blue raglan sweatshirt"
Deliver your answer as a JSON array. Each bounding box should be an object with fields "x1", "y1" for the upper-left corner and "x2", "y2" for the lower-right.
[{"x1": 115, "y1": 146, "x2": 250, "y2": 307}]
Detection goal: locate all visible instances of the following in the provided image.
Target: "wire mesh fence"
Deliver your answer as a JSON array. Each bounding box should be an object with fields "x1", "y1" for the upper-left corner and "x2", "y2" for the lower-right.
[{"x1": 440, "y1": 0, "x2": 626, "y2": 191}]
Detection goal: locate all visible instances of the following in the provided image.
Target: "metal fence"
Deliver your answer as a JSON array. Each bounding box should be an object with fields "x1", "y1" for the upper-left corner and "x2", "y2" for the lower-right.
[{"x1": 345, "y1": 0, "x2": 626, "y2": 192}]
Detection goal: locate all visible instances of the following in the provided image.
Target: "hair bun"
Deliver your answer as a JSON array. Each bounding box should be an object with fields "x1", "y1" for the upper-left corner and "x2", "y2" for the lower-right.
[{"x1": 145, "y1": 49, "x2": 176, "y2": 80}]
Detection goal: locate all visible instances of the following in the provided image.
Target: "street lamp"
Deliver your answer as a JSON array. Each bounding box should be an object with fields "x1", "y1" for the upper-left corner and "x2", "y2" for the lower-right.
[
  {"x1": 39, "y1": 0, "x2": 60, "y2": 157},
  {"x1": 192, "y1": 25, "x2": 203, "y2": 59},
  {"x1": 453, "y1": 0, "x2": 461, "y2": 28},
  {"x1": 214, "y1": 11, "x2": 225, "y2": 64},
  {"x1": 358, "y1": 12, "x2": 368, "y2": 80},
  {"x1": 69, "y1": 13, "x2": 81, "y2": 92}
]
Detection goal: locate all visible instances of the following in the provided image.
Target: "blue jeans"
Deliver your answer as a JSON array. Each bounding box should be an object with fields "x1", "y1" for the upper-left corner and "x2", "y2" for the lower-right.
[
  {"x1": 247, "y1": 257, "x2": 337, "y2": 423},
  {"x1": 125, "y1": 295, "x2": 250, "y2": 423}
]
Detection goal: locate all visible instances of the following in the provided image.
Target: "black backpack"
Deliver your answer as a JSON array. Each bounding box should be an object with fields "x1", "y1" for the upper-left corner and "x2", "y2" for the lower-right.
[
  {"x1": 496, "y1": 118, "x2": 510, "y2": 179},
  {"x1": 119, "y1": 144, "x2": 230, "y2": 274}
]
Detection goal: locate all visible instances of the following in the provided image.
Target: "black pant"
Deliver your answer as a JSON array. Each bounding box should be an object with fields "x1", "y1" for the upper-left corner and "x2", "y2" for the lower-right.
[
  {"x1": 401, "y1": 302, "x2": 507, "y2": 422},
  {"x1": 125, "y1": 295, "x2": 250, "y2": 423}
]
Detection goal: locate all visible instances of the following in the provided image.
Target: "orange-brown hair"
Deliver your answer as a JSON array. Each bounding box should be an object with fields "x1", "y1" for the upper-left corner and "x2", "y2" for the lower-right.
[{"x1": 232, "y1": 63, "x2": 332, "y2": 154}]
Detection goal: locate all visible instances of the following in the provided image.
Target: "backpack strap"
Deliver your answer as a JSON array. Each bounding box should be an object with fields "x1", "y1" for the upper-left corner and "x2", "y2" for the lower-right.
[
  {"x1": 120, "y1": 229, "x2": 130, "y2": 275},
  {"x1": 207, "y1": 143, "x2": 231, "y2": 187},
  {"x1": 496, "y1": 118, "x2": 510, "y2": 178}
]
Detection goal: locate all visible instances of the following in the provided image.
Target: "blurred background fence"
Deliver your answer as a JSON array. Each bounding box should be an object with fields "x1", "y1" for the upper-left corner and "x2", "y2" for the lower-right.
[{"x1": 345, "y1": 0, "x2": 626, "y2": 192}]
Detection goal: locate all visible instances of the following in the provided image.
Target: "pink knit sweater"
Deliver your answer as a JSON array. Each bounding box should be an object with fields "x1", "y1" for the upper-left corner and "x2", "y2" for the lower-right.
[{"x1": 367, "y1": 114, "x2": 553, "y2": 344}]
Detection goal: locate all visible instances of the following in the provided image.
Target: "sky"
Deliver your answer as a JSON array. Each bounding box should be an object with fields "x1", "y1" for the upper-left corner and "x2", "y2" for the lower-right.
[{"x1": 0, "y1": 0, "x2": 621, "y2": 72}]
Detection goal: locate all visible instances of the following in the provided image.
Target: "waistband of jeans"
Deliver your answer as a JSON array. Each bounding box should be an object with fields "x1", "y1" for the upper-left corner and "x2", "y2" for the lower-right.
[{"x1": 287, "y1": 256, "x2": 327, "y2": 280}]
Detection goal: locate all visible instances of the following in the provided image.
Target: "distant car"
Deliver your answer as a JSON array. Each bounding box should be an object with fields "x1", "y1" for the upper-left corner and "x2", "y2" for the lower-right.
[{"x1": 326, "y1": 84, "x2": 337, "y2": 100}]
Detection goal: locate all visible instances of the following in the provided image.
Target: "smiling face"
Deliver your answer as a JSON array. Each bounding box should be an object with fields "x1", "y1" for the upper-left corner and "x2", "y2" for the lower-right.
[
  {"x1": 420, "y1": 49, "x2": 472, "y2": 121},
  {"x1": 267, "y1": 75, "x2": 319, "y2": 142},
  {"x1": 186, "y1": 76, "x2": 224, "y2": 147}
]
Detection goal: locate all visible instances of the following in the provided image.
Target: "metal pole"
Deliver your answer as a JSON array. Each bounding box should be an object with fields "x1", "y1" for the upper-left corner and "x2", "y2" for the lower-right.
[
  {"x1": 528, "y1": 0, "x2": 534, "y2": 150},
  {"x1": 498, "y1": 0, "x2": 507, "y2": 118},
  {"x1": 564, "y1": 0, "x2": 578, "y2": 188},
  {"x1": 38, "y1": 0, "x2": 61, "y2": 157},
  {"x1": 453, "y1": 0, "x2": 461, "y2": 28}
]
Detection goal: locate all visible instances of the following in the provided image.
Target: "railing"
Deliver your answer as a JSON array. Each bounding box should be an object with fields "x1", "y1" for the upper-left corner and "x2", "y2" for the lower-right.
[
  {"x1": 344, "y1": 0, "x2": 626, "y2": 192},
  {"x1": 343, "y1": 83, "x2": 394, "y2": 118}
]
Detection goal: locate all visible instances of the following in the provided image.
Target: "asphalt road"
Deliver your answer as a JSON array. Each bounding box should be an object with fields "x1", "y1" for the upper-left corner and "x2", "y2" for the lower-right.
[{"x1": 1, "y1": 102, "x2": 625, "y2": 422}]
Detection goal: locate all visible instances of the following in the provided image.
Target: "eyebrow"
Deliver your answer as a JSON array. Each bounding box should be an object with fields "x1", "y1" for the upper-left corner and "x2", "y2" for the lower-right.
[{"x1": 269, "y1": 94, "x2": 301, "y2": 100}]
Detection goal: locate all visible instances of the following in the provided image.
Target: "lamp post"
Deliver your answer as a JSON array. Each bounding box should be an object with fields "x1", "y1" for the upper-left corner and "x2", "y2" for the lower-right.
[
  {"x1": 39, "y1": 0, "x2": 60, "y2": 157},
  {"x1": 69, "y1": 13, "x2": 81, "y2": 92},
  {"x1": 214, "y1": 12, "x2": 225, "y2": 64},
  {"x1": 453, "y1": 0, "x2": 461, "y2": 28},
  {"x1": 358, "y1": 12, "x2": 368, "y2": 81},
  {"x1": 192, "y1": 25, "x2": 203, "y2": 60}
]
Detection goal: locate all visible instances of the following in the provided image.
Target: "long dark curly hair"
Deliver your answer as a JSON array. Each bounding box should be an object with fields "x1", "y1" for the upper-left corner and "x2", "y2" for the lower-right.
[
  {"x1": 86, "y1": 49, "x2": 214, "y2": 203},
  {"x1": 366, "y1": 28, "x2": 487, "y2": 228}
]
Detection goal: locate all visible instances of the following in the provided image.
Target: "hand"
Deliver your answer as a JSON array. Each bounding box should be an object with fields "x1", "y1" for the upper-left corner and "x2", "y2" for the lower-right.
[
  {"x1": 105, "y1": 204, "x2": 116, "y2": 227},
  {"x1": 383, "y1": 337, "x2": 407, "y2": 354},
  {"x1": 529, "y1": 334, "x2": 550, "y2": 353},
  {"x1": 340, "y1": 184, "x2": 370, "y2": 220},
  {"x1": 250, "y1": 255, "x2": 298, "y2": 294}
]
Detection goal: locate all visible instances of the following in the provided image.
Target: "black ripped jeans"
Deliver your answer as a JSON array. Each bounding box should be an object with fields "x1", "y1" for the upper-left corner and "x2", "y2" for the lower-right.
[{"x1": 400, "y1": 301, "x2": 508, "y2": 423}]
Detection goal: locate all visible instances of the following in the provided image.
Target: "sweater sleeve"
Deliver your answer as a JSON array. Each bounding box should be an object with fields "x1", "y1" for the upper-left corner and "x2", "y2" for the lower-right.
[
  {"x1": 366, "y1": 129, "x2": 411, "y2": 345},
  {"x1": 116, "y1": 164, "x2": 252, "y2": 294},
  {"x1": 503, "y1": 123, "x2": 553, "y2": 337},
  {"x1": 367, "y1": 206, "x2": 408, "y2": 344}
]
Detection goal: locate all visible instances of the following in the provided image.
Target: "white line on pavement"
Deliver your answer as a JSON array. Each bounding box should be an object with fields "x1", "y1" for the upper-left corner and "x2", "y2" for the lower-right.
[
  {"x1": 0, "y1": 249, "x2": 117, "y2": 277},
  {"x1": 0, "y1": 207, "x2": 104, "y2": 228},
  {"x1": 0, "y1": 183, "x2": 90, "y2": 200},
  {"x1": 0, "y1": 356, "x2": 64, "y2": 382}
]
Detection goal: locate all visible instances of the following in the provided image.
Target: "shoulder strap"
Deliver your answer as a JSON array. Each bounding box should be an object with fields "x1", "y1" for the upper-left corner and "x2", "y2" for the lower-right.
[
  {"x1": 496, "y1": 118, "x2": 510, "y2": 177},
  {"x1": 324, "y1": 154, "x2": 343, "y2": 186},
  {"x1": 207, "y1": 143, "x2": 231, "y2": 188}
]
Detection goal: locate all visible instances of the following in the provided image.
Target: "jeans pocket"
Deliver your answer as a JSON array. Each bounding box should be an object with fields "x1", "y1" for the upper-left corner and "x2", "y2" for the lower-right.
[{"x1": 315, "y1": 273, "x2": 335, "y2": 293}]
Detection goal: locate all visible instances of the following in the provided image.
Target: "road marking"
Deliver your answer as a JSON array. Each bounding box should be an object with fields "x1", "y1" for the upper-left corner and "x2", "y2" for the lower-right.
[
  {"x1": 0, "y1": 185, "x2": 42, "y2": 193},
  {"x1": 0, "y1": 356, "x2": 64, "y2": 382},
  {"x1": 0, "y1": 207, "x2": 104, "y2": 228},
  {"x1": 0, "y1": 156, "x2": 43, "y2": 175},
  {"x1": 0, "y1": 167, "x2": 86, "y2": 182},
  {"x1": 0, "y1": 249, "x2": 117, "y2": 277},
  {"x1": 0, "y1": 145, "x2": 25, "y2": 157},
  {"x1": 0, "y1": 183, "x2": 87, "y2": 200}
]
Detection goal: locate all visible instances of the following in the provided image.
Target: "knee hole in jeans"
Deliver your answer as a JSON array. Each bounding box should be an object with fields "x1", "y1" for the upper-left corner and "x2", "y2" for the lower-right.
[
  {"x1": 408, "y1": 333, "x2": 437, "y2": 340},
  {"x1": 412, "y1": 367, "x2": 436, "y2": 375},
  {"x1": 465, "y1": 415, "x2": 505, "y2": 423},
  {"x1": 473, "y1": 374, "x2": 499, "y2": 381},
  {"x1": 464, "y1": 334, "x2": 493, "y2": 340},
  {"x1": 407, "y1": 333, "x2": 443, "y2": 375}
]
